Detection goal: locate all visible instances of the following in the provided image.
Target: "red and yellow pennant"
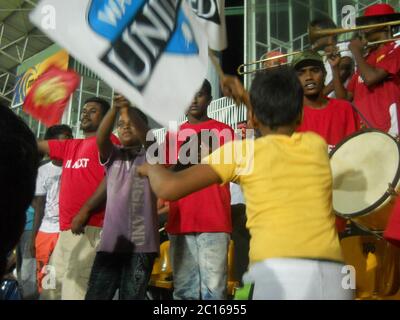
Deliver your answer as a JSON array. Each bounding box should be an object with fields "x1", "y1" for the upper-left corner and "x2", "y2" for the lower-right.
[{"x1": 23, "y1": 66, "x2": 79, "y2": 127}]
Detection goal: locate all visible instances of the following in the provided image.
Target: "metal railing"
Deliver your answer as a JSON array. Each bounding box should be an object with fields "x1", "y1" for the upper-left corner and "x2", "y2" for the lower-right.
[{"x1": 152, "y1": 97, "x2": 246, "y2": 144}]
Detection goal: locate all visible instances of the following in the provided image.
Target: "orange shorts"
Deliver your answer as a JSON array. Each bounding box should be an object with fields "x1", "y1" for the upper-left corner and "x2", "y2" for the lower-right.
[{"x1": 35, "y1": 231, "x2": 59, "y2": 292}]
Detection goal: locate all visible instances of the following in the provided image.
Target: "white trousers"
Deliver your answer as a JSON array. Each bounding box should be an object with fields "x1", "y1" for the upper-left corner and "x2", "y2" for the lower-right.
[{"x1": 243, "y1": 258, "x2": 355, "y2": 300}]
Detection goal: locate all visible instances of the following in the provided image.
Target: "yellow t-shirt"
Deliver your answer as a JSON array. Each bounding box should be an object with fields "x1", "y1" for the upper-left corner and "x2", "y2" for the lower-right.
[{"x1": 205, "y1": 132, "x2": 343, "y2": 264}]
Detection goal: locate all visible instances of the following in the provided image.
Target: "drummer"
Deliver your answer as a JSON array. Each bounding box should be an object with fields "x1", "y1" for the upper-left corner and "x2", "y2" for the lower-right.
[
  {"x1": 293, "y1": 50, "x2": 359, "y2": 233},
  {"x1": 332, "y1": 3, "x2": 400, "y2": 137}
]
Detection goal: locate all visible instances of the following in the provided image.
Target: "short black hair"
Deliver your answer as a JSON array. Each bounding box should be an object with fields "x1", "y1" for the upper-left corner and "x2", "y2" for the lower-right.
[
  {"x1": 0, "y1": 104, "x2": 39, "y2": 278},
  {"x1": 84, "y1": 97, "x2": 110, "y2": 115},
  {"x1": 310, "y1": 17, "x2": 337, "y2": 30},
  {"x1": 294, "y1": 60, "x2": 326, "y2": 75},
  {"x1": 201, "y1": 79, "x2": 212, "y2": 98},
  {"x1": 250, "y1": 66, "x2": 304, "y2": 130},
  {"x1": 44, "y1": 124, "x2": 73, "y2": 140},
  {"x1": 310, "y1": 17, "x2": 338, "y2": 42},
  {"x1": 127, "y1": 107, "x2": 149, "y2": 126}
]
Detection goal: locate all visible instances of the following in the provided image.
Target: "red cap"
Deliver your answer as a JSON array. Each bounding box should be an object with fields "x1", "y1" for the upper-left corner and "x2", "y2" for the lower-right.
[
  {"x1": 356, "y1": 3, "x2": 400, "y2": 26},
  {"x1": 364, "y1": 3, "x2": 396, "y2": 17},
  {"x1": 264, "y1": 51, "x2": 287, "y2": 64}
]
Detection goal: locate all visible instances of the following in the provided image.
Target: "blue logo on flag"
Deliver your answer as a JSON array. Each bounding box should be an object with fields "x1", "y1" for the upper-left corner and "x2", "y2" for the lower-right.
[
  {"x1": 88, "y1": 0, "x2": 143, "y2": 42},
  {"x1": 88, "y1": 0, "x2": 199, "y2": 91}
]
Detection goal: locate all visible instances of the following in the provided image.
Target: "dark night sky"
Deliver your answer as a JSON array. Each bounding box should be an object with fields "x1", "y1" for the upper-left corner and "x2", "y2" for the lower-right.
[{"x1": 223, "y1": 0, "x2": 244, "y2": 80}]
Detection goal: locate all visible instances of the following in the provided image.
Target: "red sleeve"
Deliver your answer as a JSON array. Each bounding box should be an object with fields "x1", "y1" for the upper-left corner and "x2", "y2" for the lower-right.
[
  {"x1": 347, "y1": 73, "x2": 357, "y2": 93},
  {"x1": 384, "y1": 197, "x2": 400, "y2": 248},
  {"x1": 110, "y1": 134, "x2": 120, "y2": 145},
  {"x1": 376, "y1": 45, "x2": 400, "y2": 76},
  {"x1": 48, "y1": 139, "x2": 69, "y2": 161}
]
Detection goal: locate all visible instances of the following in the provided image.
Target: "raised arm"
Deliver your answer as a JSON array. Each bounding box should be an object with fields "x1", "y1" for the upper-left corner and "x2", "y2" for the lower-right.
[
  {"x1": 97, "y1": 103, "x2": 118, "y2": 163},
  {"x1": 221, "y1": 75, "x2": 252, "y2": 109},
  {"x1": 138, "y1": 163, "x2": 221, "y2": 201},
  {"x1": 350, "y1": 38, "x2": 389, "y2": 87},
  {"x1": 37, "y1": 140, "x2": 50, "y2": 155},
  {"x1": 118, "y1": 96, "x2": 153, "y2": 150},
  {"x1": 329, "y1": 54, "x2": 353, "y2": 101}
]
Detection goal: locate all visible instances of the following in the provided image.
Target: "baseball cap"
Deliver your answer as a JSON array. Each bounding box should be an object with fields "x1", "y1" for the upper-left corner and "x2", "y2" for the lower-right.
[{"x1": 291, "y1": 50, "x2": 325, "y2": 71}]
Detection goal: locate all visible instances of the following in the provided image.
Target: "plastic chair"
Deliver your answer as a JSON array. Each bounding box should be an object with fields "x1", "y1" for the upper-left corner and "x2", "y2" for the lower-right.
[
  {"x1": 228, "y1": 240, "x2": 240, "y2": 297},
  {"x1": 149, "y1": 240, "x2": 173, "y2": 290}
]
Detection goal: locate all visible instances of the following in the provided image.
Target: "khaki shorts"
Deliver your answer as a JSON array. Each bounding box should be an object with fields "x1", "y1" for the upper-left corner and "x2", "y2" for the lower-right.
[{"x1": 40, "y1": 226, "x2": 101, "y2": 300}]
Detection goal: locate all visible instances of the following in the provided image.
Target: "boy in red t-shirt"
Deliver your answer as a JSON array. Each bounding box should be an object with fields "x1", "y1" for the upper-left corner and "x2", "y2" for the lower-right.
[
  {"x1": 37, "y1": 97, "x2": 118, "y2": 300},
  {"x1": 293, "y1": 51, "x2": 359, "y2": 233},
  {"x1": 164, "y1": 80, "x2": 233, "y2": 300}
]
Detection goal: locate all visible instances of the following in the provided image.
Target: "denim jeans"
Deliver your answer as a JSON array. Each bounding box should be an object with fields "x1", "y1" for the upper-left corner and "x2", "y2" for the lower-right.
[
  {"x1": 85, "y1": 251, "x2": 156, "y2": 300},
  {"x1": 169, "y1": 233, "x2": 230, "y2": 300}
]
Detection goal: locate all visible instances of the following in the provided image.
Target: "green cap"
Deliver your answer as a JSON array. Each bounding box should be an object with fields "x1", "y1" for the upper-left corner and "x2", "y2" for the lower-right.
[{"x1": 291, "y1": 50, "x2": 324, "y2": 70}]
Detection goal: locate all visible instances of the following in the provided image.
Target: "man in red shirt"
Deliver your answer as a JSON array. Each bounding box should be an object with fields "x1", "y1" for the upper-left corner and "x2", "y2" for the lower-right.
[
  {"x1": 164, "y1": 80, "x2": 233, "y2": 300},
  {"x1": 333, "y1": 3, "x2": 400, "y2": 137},
  {"x1": 293, "y1": 51, "x2": 359, "y2": 233},
  {"x1": 37, "y1": 97, "x2": 119, "y2": 300},
  {"x1": 294, "y1": 51, "x2": 359, "y2": 151}
]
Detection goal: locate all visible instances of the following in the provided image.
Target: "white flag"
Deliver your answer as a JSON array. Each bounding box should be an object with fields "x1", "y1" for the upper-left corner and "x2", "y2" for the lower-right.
[
  {"x1": 29, "y1": 0, "x2": 208, "y2": 127},
  {"x1": 188, "y1": 0, "x2": 227, "y2": 51}
]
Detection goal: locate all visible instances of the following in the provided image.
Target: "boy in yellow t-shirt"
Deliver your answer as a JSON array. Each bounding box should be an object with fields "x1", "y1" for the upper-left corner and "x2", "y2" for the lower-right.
[{"x1": 139, "y1": 67, "x2": 354, "y2": 300}]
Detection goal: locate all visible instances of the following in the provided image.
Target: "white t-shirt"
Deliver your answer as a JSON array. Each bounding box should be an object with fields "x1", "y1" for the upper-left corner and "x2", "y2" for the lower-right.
[
  {"x1": 230, "y1": 182, "x2": 245, "y2": 205},
  {"x1": 324, "y1": 41, "x2": 353, "y2": 98},
  {"x1": 35, "y1": 162, "x2": 62, "y2": 233}
]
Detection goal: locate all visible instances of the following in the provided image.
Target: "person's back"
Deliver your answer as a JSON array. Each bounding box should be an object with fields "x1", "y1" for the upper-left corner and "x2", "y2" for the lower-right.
[
  {"x1": 213, "y1": 131, "x2": 342, "y2": 264},
  {"x1": 138, "y1": 68, "x2": 353, "y2": 300}
]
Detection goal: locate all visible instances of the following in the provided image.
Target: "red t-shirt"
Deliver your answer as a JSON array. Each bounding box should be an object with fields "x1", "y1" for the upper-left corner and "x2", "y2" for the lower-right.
[
  {"x1": 48, "y1": 135, "x2": 119, "y2": 230},
  {"x1": 347, "y1": 41, "x2": 400, "y2": 135},
  {"x1": 297, "y1": 98, "x2": 359, "y2": 151},
  {"x1": 385, "y1": 197, "x2": 400, "y2": 248},
  {"x1": 297, "y1": 98, "x2": 359, "y2": 233},
  {"x1": 165, "y1": 119, "x2": 234, "y2": 234}
]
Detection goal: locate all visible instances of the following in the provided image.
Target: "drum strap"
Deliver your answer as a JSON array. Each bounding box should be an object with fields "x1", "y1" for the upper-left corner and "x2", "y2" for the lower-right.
[
  {"x1": 351, "y1": 103, "x2": 374, "y2": 129},
  {"x1": 351, "y1": 220, "x2": 384, "y2": 240}
]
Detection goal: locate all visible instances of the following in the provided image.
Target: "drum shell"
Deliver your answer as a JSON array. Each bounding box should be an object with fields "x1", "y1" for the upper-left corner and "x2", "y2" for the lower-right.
[
  {"x1": 341, "y1": 235, "x2": 400, "y2": 299},
  {"x1": 352, "y1": 190, "x2": 399, "y2": 231}
]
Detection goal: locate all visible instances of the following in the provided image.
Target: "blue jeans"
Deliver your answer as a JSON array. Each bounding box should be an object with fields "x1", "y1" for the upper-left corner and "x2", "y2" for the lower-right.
[
  {"x1": 169, "y1": 233, "x2": 230, "y2": 300},
  {"x1": 85, "y1": 251, "x2": 156, "y2": 300}
]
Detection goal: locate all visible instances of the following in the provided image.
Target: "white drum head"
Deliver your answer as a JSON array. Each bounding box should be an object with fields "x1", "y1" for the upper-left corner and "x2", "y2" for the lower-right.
[{"x1": 330, "y1": 130, "x2": 400, "y2": 217}]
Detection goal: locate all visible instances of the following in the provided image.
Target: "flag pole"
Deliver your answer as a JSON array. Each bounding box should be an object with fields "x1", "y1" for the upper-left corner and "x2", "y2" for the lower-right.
[{"x1": 208, "y1": 48, "x2": 225, "y2": 80}]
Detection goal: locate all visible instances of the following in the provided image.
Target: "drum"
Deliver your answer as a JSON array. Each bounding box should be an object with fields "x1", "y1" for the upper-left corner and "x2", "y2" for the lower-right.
[
  {"x1": 330, "y1": 130, "x2": 400, "y2": 231},
  {"x1": 340, "y1": 235, "x2": 400, "y2": 298}
]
